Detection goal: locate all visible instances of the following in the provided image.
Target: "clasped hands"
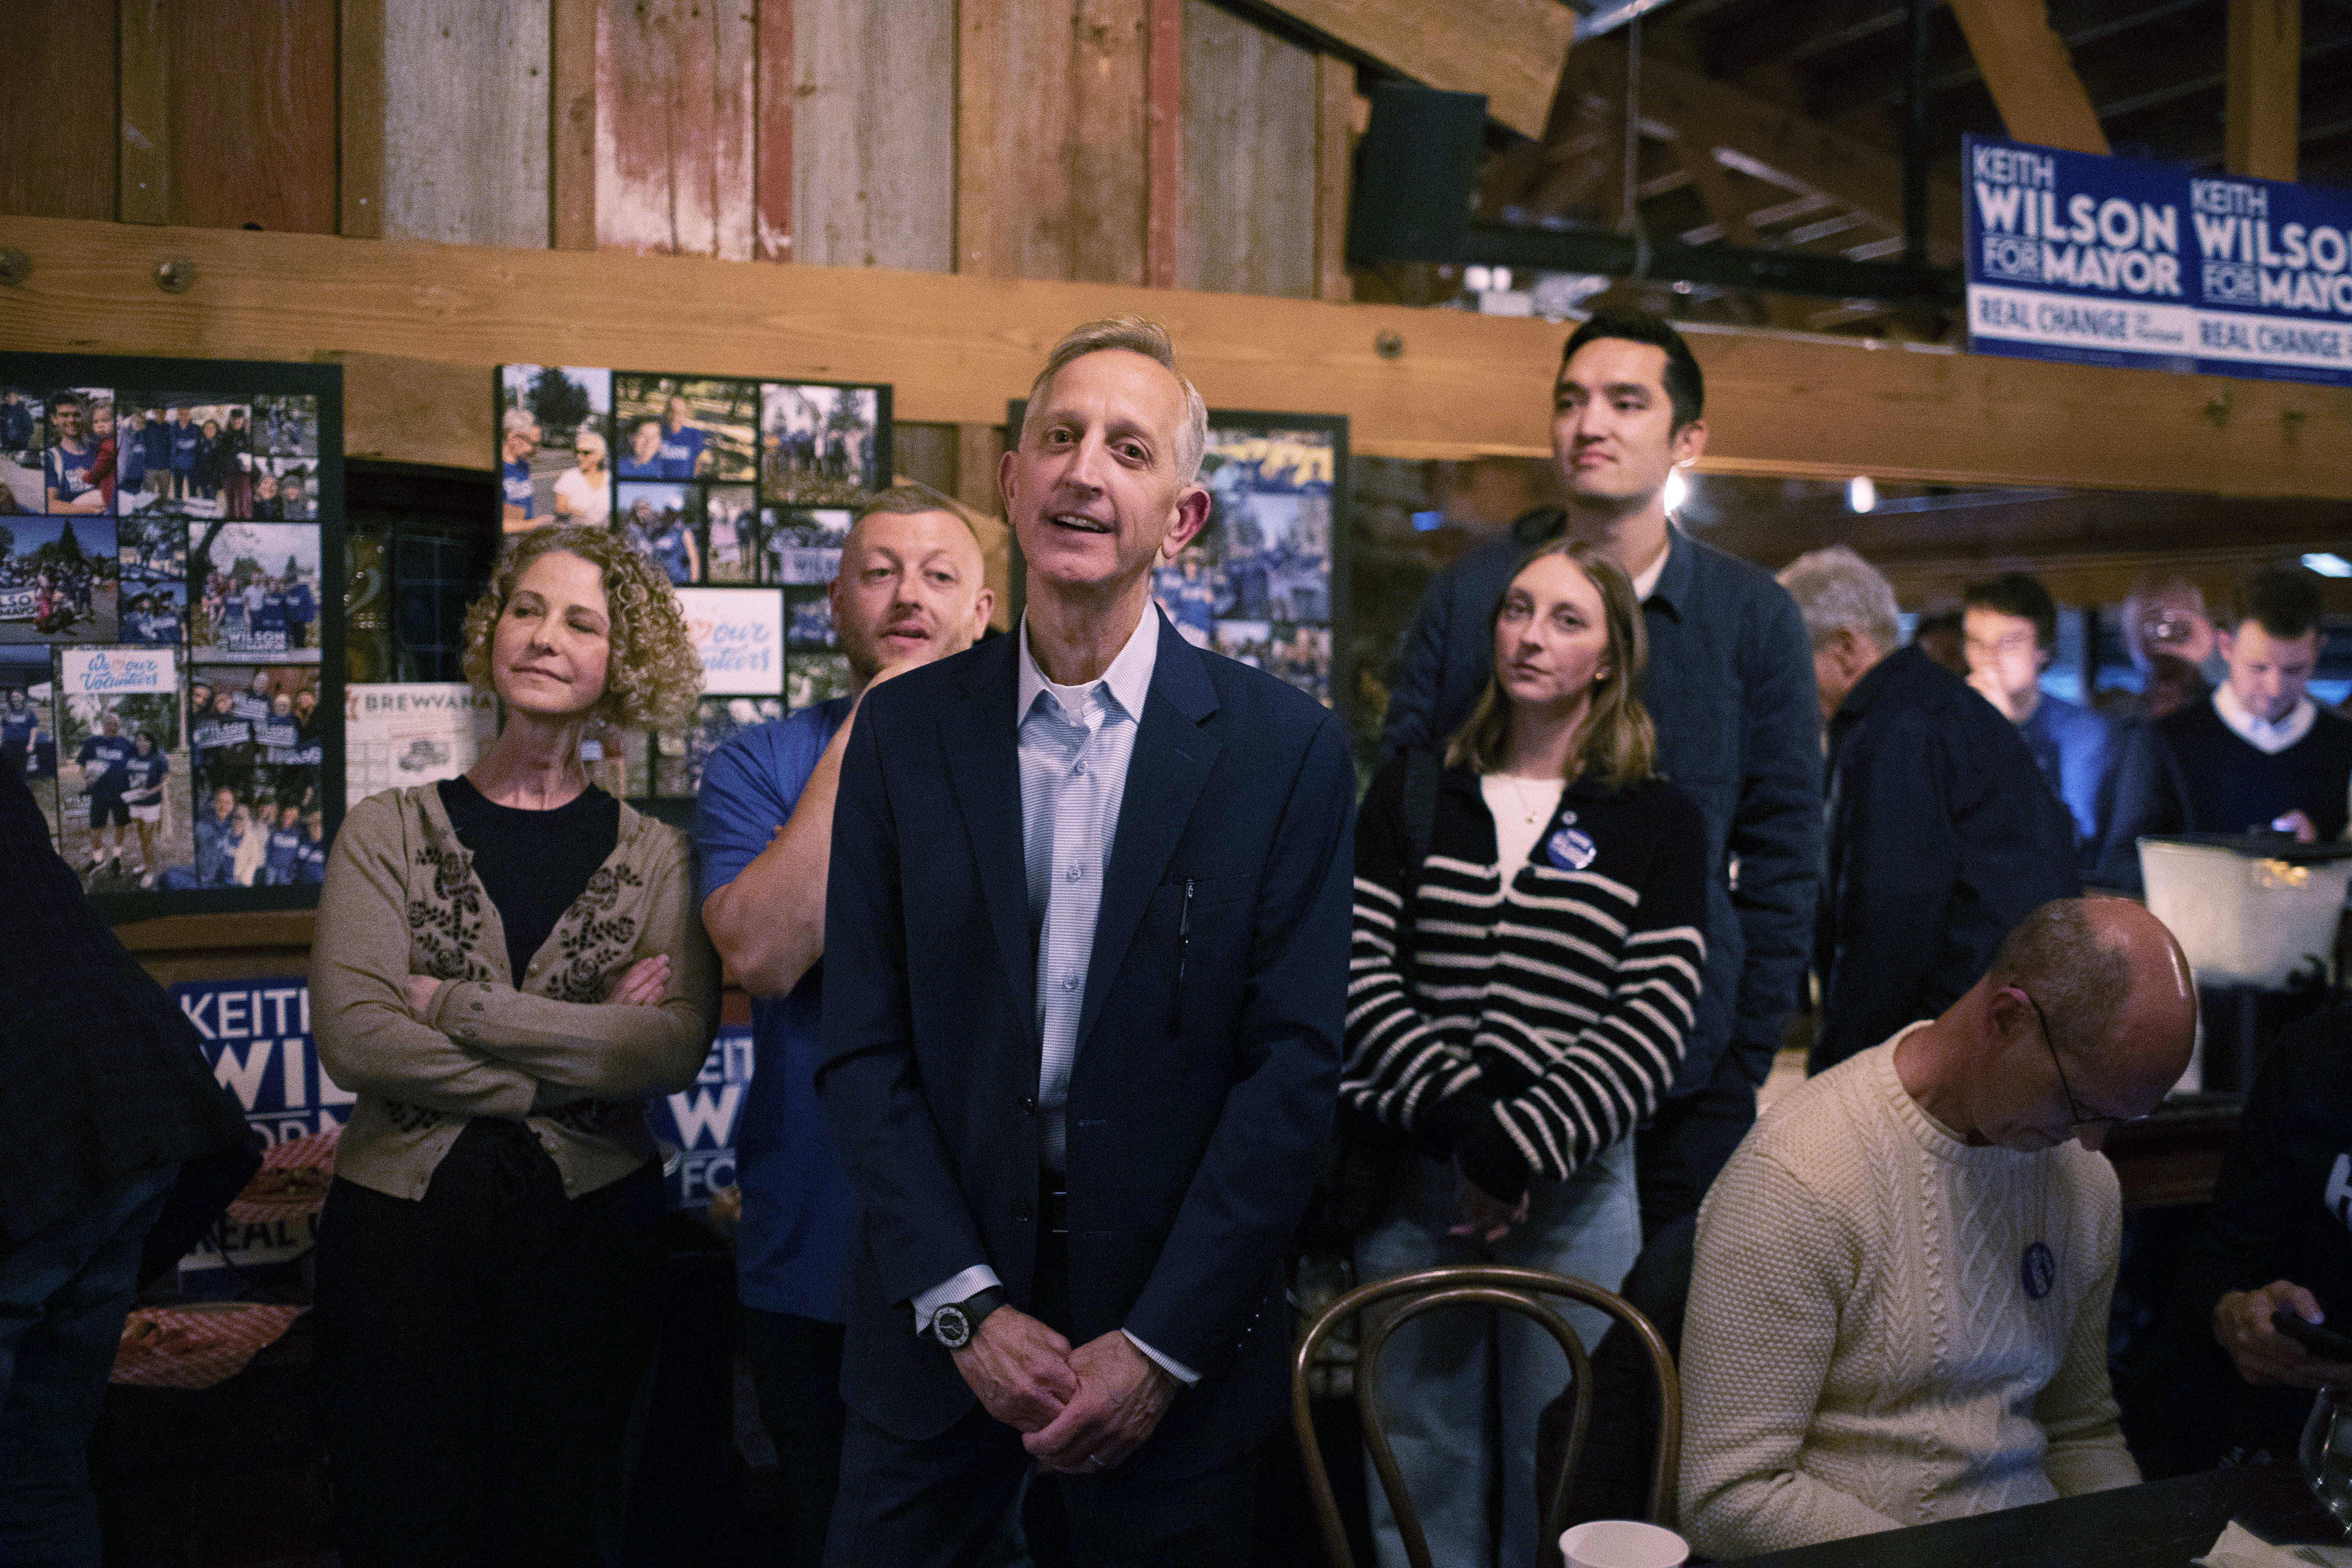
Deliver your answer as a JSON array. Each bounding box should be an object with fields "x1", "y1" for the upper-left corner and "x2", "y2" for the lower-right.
[{"x1": 950, "y1": 1307, "x2": 1176, "y2": 1474}]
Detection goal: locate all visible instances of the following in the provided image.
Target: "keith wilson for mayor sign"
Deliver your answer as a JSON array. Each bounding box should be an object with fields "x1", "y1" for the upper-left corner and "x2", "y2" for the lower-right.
[{"x1": 1965, "y1": 133, "x2": 2352, "y2": 388}]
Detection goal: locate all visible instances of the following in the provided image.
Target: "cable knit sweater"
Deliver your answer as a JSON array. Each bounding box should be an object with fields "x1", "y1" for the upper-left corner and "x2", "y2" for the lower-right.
[{"x1": 1679, "y1": 1031, "x2": 2139, "y2": 1559}]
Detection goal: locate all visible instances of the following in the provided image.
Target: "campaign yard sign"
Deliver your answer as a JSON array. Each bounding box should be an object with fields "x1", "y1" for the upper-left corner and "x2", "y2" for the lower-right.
[
  {"x1": 175, "y1": 975, "x2": 352, "y2": 1271},
  {"x1": 653, "y1": 1025, "x2": 753, "y2": 1208},
  {"x1": 1966, "y1": 133, "x2": 2352, "y2": 387}
]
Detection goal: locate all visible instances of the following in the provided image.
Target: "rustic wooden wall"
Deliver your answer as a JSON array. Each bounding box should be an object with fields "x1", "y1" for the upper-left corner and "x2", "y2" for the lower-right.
[
  {"x1": 0, "y1": 1, "x2": 114, "y2": 221},
  {"x1": 793, "y1": 0, "x2": 955, "y2": 271},
  {"x1": 375, "y1": 0, "x2": 552, "y2": 247},
  {"x1": 1179, "y1": 0, "x2": 1318, "y2": 299}
]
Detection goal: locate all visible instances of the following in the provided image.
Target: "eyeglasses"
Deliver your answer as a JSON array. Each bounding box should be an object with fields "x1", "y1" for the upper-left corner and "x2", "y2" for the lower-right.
[{"x1": 2018, "y1": 988, "x2": 2151, "y2": 1134}]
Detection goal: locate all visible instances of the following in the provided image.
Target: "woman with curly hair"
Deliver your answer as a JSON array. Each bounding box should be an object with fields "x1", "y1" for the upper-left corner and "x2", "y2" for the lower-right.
[{"x1": 310, "y1": 524, "x2": 717, "y2": 1567}]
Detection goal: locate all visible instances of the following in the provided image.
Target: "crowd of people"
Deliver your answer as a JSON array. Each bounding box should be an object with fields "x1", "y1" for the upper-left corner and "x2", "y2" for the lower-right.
[
  {"x1": 6, "y1": 313, "x2": 2347, "y2": 1568},
  {"x1": 194, "y1": 567, "x2": 318, "y2": 655}
]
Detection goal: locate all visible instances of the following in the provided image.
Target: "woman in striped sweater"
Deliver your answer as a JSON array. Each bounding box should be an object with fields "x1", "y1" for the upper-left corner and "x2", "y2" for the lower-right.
[{"x1": 1347, "y1": 538, "x2": 1710, "y2": 1568}]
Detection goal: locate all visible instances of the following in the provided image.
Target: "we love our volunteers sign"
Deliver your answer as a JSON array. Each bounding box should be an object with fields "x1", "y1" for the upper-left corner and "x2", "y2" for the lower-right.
[{"x1": 1965, "y1": 133, "x2": 2352, "y2": 388}]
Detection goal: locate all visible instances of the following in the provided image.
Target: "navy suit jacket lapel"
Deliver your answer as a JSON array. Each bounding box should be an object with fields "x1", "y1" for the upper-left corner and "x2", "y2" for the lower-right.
[
  {"x1": 943, "y1": 634, "x2": 1039, "y2": 1052},
  {"x1": 1076, "y1": 614, "x2": 1222, "y2": 1052}
]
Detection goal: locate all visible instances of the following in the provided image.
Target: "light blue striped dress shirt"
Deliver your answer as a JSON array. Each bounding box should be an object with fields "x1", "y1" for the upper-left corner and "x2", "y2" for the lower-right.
[{"x1": 910, "y1": 608, "x2": 1197, "y2": 1383}]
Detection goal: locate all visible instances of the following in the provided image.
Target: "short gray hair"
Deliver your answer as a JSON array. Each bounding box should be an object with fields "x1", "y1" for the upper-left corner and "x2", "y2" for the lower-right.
[
  {"x1": 1778, "y1": 545, "x2": 1900, "y2": 654},
  {"x1": 1018, "y1": 317, "x2": 1209, "y2": 486},
  {"x1": 1992, "y1": 899, "x2": 2132, "y2": 1067},
  {"x1": 502, "y1": 404, "x2": 538, "y2": 439}
]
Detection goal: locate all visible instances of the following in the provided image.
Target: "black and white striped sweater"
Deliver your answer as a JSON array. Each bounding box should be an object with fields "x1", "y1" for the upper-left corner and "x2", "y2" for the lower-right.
[{"x1": 1344, "y1": 757, "x2": 1710, "y2": 1202}]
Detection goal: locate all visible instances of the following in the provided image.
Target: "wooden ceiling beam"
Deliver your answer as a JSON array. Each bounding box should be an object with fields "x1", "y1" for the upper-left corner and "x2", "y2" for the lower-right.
[
  {"x1": 1945, "y1": 0, "x2": 2110, "y2": 152},
  {"x1": 0, "y1": 214, "x2": 2344, "y2": 499},
  {"x1": 1245, "y1": 0, "x2": 1574, "y2": 140},
  {"x1": 2227, "y1": 0, "x2": 2303, "y2": 180}
]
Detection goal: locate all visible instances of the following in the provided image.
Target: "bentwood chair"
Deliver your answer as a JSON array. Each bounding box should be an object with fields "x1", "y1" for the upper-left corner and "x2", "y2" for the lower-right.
[{"x1": 1290, "y1": 1265, "x2": 1683, "y2": 1568}]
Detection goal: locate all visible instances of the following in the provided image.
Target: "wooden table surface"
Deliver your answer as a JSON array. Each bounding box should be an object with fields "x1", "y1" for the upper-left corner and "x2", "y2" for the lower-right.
[{"x1": 1713, "y1": 1464, "x2": 2340, "y2": 1568}]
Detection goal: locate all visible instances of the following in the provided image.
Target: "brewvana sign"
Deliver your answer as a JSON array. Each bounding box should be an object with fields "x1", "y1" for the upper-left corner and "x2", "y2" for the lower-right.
[{"x1": 1965, "y1": 133, "x2": 2352, "y2": 387}]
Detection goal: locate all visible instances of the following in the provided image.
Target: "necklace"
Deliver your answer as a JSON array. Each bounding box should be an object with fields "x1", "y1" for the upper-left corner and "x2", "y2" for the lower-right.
[{"x1": 1497, "y1": 772, "x2": 1558, "y2": 825}]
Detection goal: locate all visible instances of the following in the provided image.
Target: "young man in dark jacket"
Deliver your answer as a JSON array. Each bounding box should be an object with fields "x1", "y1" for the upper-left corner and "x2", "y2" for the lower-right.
[
  {"x1": 1779, "y1": 546, "x2": 2081, "y2": 1072},
  {"x1": 1377, "y1": 308, "x2": 1820, "y2": 1234}
]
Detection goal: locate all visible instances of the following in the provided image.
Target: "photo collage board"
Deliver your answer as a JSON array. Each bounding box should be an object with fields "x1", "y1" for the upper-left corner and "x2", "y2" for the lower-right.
[
  {"x1": 498, "y1": 366, "x2": 890, "y2": 803},
  {"x1": 1009, "y1": 402, "x2": 1347, "y2": 711},
  {"x1": 0, "y1": 352, "x2": 343, "y2": 917}
]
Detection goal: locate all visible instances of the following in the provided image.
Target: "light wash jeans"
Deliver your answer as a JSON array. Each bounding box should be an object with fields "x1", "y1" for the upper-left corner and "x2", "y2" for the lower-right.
[
  {"x1": 0, "y1": 1162, "x2": 177, "y2": 1567},
  {"x1": 1354, "y1": 1140, "x2": 1641, "y2": 1568}
]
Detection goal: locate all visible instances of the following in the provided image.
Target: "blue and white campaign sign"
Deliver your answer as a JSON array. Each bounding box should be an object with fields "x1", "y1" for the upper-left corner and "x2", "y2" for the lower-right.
[
  {"x1": 1966, "y1": 133, "x2": 2352, "y2": 387},
  {"x1": 652, "y1": 1024, "x2": 754, "y2": 1208}
]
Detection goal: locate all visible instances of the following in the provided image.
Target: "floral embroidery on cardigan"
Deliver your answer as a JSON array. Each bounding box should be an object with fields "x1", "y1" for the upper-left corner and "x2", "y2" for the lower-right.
[
  {"x1": 544, "y1": 864, "x2": 645, "y2": 1004},
  {"x1": 407, "y1": 838, "x2": 495, "y2": 984}
]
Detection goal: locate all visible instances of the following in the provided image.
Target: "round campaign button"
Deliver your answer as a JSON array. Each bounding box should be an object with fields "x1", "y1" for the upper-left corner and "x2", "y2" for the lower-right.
[
  {"x1": 1546, "y1": 826, "x2": 1598, "y2": 871},
  {"x1": 2020, "y1": 1241, "x2": 2057, "y2": 1300}
]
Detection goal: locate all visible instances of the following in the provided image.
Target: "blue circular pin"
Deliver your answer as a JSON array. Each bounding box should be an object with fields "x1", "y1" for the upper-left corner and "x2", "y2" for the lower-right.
[
  {"x1": 1546, "y1": 826, "x2": 1598, "y2": 871},
  {"x1": 2020, "y1": 1242, "x2": 2056, "y2": 1300}
]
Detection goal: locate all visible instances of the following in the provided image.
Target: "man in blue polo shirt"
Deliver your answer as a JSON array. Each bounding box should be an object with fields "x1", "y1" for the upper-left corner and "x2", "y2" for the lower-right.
[
  {"x1": 1963, "y1": 571, "x2": 2114, "y2": 862},
  {"x1": 168, "y1": 407, "x2": 199, "y2": 501},
  {"x1": 696, "y1": 483, "x2": 994, "y2": 1567}
]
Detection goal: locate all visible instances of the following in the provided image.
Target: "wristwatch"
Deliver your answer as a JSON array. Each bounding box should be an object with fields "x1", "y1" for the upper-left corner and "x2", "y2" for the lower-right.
[{"x1": 929, "y1": 1287, "x2": 1008, "y2": 1351}]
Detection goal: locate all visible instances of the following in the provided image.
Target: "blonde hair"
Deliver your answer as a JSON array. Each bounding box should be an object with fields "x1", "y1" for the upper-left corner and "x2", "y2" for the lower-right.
[
  {"x1": 1018, "y1": 317, "x2": 1208, "y2": 485},
  {"x1": 462, "y1": 525, "x2": 702, "y2": 726},
  {"x1": 1445, "y1": 539, "x2": 1658, "y2": 792}
]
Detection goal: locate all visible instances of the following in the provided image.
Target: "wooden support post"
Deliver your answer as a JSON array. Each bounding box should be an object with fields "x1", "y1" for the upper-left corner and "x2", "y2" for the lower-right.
[
  {"x1": 339, "y1": 0, "x2": 386, "y2": 237},
  {"x1": 1314, "y1": 53, "x2": 1355, "y2": 303},
  {"x1": 552, "y1": 0, "x2": 599, "y2": 249},
  {"x1": 2225, "y1": 0, "x2": 2300, "y2": 183},
  {"x1": 751, "y1": 0, "x2": 790, "y2": 260},
  {"x1": 118, "y1": 0, "x2": 169, "y2": 225},
  {"x1": 1945, "y1": 0, "x2": 2109, "y2": 155},
  {"x1": 1263, "y1": 0, "x2": 1573, "y2": 141},
  {"x1": 1147, "y1": 0, "x2": 1182, "y2": 289}
]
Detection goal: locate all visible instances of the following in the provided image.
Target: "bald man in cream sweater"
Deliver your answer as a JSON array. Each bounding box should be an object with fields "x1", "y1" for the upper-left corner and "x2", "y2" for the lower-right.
[{"x1": 1679, "y1": 900, "x2": 2195, "y2": 1559}]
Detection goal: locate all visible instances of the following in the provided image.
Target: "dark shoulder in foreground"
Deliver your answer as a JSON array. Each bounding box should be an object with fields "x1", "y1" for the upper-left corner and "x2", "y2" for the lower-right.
[
  {"x1": 1625, "y1": 771, "x2": 1709, "y2": 834},
  {"x1": 1685, "y1": 531, "x2": 1796, "y2": 598}
]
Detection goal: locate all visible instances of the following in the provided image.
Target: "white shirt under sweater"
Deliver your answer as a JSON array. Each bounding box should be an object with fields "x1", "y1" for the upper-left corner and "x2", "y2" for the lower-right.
[{"x1": 1679, "y1": 1029, "x2": 2139, "y2": 1560}]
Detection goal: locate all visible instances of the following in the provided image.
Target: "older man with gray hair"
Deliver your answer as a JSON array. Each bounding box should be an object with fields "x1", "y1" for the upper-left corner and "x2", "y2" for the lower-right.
[{"x1": 1779, "y1": 546, "x2": 2079, "y2": 1072}]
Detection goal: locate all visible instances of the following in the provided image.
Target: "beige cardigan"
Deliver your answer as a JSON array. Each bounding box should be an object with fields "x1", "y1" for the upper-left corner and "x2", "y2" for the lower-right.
[{"x1": 311, "y1": 783, "x2": 720, "y2": 1201}]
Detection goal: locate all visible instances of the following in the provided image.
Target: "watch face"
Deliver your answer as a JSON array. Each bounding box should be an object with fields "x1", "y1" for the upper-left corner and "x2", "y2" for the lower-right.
[{"x1": 934, "y1": 1304, "x2": 971, "y2": 1349}]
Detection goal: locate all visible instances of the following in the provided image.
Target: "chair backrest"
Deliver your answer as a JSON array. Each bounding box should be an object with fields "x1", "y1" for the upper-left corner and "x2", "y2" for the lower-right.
[{"x1": 1291, "y1": 1264, "x2": 1682, "y2": 1568}]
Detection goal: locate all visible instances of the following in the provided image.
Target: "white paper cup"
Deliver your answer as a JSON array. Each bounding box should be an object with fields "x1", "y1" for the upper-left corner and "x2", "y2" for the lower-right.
[{"x1": 1559, "y1": 1519, "x2": 1690, "y2": 1568}]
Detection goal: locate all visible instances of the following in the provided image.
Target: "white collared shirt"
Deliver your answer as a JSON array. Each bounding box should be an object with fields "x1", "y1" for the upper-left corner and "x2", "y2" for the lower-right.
[
  {"x1": 1630, "y1": 531, "x2": 1671, "y2": 602},
  {"x1": 912, "y1": 604, "x2": 1198, "y2": 1383},
  {"x1": 2213, "y1": 684, "x2": 2316, "y2": 756}
]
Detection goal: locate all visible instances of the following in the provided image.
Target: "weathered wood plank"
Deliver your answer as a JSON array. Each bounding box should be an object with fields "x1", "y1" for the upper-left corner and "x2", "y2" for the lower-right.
[
  {"x1": 964, "y1": 0, "x2": 1151, "y2": 284},
  {"x1": 553, "y1": 0, "x2": 599, "y2": 249},
  {"x1": 118, "y1": 0, "x2": 169, "y2": 225},
  {"x1": 166, "y1": 0, "x2": 339, "y2": 232},
  {"x1": 339, "y1": 0, "x2": 386, "y2": 238},
  {"x1": 1313, "y1": 53, "x2": 1356, "y2": 304},
  {"x1": 1147, "y1": 0, "x2": 1182, "y2": 289},
  {"x1": 753, "y1": 0, "x2": 792, "y2": 260},
  {"x1": 2225, "y1": 0, "x2": 2299, "y2": 183},
  {"x1": 0, "y1": 2, "x2": 115, "y2": 221},
  {"x1": 1945, "y1": 0, "x2": 2110, "y2": 156},
  {"x1": 377, "y1": 1, "x2": 550, "y2": 247},
  {"x1": 1179, "y1": 0, "x2": 1316, "y2": 300},
  {"x1": 597, "y1": 0, "x2": 757, "y2": 259},
  {"x1": 1, "y1": 216, "x2": 2345, "y2": 502},
  {"x1": 1259, "y1": 0, "x2": 1574, "y2": 141},
  {"x1": 792, "y1": 0, "x2": 954, "y2": 271}
]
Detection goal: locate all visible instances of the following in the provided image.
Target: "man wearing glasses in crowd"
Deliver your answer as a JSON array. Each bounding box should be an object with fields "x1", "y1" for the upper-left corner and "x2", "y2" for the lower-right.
[{"x1": 1677, "y1": 899, "x2": 2195, "y2": 1560}]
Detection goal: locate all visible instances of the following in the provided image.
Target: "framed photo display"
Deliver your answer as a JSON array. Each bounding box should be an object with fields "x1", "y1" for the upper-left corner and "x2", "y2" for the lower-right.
[
  {"x1": 1006, "y1": 400, "x2": 1347, "y2": 713},
  {"x1": 0, "y1": 352, "x2": 343, "y2": 919},
  {"x1": 497, "y1": 366, "x2": 890, "y2": 807}
]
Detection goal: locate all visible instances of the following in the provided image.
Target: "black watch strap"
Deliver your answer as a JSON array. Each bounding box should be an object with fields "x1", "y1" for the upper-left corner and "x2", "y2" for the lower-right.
[{"x1": 930, "y1": 1286, "x2": 1008, "y2": 1349}]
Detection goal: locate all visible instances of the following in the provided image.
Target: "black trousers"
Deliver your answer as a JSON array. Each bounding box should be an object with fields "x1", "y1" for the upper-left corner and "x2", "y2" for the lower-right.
[
  {"x1": 742, "y1": 1307, "x2": 849, "y2": 1568},
  {"x1": 824, "y1": 1230, "x2": 1257, "y2": 1568},
  {"x1": 314, "y1": 1120, "x2": 666, "y2": 1568},
  {"x1": 1633, "y1": 1050, "x2": 1759, "y2": 1242}
]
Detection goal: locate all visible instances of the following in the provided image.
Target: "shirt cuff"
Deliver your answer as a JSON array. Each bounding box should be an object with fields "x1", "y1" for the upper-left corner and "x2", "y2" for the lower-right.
[
  {"x1": 911, "y1": 1266, "x2": 1001, "y2": 1335},
  {"x1": 1122, "y1": 1329, "x2": 1201, "y2": 1387}
]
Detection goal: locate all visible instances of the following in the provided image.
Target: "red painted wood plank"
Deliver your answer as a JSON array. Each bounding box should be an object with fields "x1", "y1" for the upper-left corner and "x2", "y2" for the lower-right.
[
  {"x1": 1146, "y1": 0, "x2": 1181, "y2": 289},
  {"x1": 0, "y1": 1, "x2": 117, "y2": 221},
  {"x1": 166, "y1": 0, "x2": 339, "y2": 232},
  {"x1": 754, "y1": 0, "x2": 791, "y2": 261}
]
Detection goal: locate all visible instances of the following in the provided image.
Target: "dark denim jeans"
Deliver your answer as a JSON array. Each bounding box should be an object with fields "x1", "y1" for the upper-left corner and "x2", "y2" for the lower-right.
[{"x1": 0, "y1": 1162, "x2": 177, "y2": 1567}]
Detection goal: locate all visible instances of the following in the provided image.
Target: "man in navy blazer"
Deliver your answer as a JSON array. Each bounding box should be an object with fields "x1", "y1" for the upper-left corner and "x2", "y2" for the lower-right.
[{"x1": 818, "y1": 318, "x2": 1353, "y2": 1564}]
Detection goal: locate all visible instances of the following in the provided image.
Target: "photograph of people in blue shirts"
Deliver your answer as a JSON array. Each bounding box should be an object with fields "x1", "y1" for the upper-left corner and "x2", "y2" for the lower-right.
[
  {"x1": 656, "y1": 396, "x2": 708, "y2": 480},
  {"x1": 140, "y1": 404, "x2": 173, "y2": 495},
  {"x1": 261, "y1": 803, "x2": 303, "y2": 885},
  {"x1": 118, "y1": 731, "x2": 170, "y2": 886},
  {"x1": 43, "y1": 392, "x2": 108, "y2": 515},
  {"x1": 293, "y1": 811, "x2": 328, "y2": 884},
  {"x1": 169, "y1": 408, "x2": 200, "y2": 500},
  {"x1": 617, "y1": 417, "x2": 664, "y2": 478},
  {"x1": 74, "y1": 712, "x2": 136, "y2": 875},
  {"x1": 501, "y1": 406, "x2": 539, "y2": 528},
  {"x1": 285, "y1": 577, "x2": 316, "y2": 650}
]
